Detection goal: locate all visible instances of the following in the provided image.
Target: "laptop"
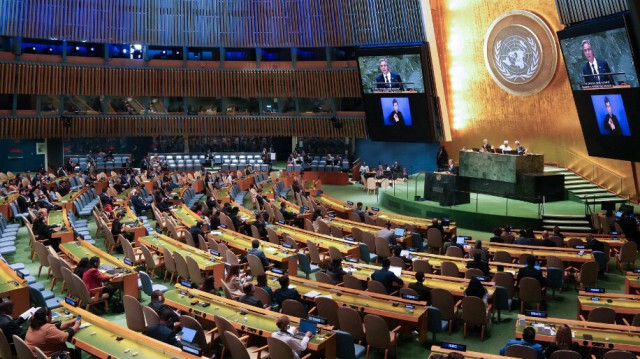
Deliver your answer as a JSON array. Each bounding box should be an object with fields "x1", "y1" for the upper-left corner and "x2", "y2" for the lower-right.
[
  {"x1": 180, "y1": 327, "x2": 202, "y2": 355},
  {"x1": 456, "y1": 236, "x2": 470, "y2": 245},
  {"x1": 393, "y1": 228, "x2": 406, "y2": 238},
  {"x1": 293, "y1": 319, "x2": 317, "y2": 339}
]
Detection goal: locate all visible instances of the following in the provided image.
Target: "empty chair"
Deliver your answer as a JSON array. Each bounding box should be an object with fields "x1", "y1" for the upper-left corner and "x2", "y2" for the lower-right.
[
  {"x1": 281, "y1": 299, "x2": 309, "y2": 319},
  {"x1": 306, "y1": 240, "x2": 328, "y2": 266},
  {"x1": 602, "y1": 350, "x2": 635, "y2": 359},
  {"x1": 586, "y1": 307, "x2": 616, "y2": 324},
  {"x1": 426, "y1": 228, "x2": 443, "y2": 254},
  {"x1": 161, "y1": 247, "x2": 177, "y2": 283},
  {"x1": 545, "y1": 255, "x2": 564, "y2": 269},
  {"x1": 461, "y1": 296, "x2": 490, "y2": 340},
  {"x1": 247, "y1": 254, "x2": 267, "y2": 277},
  {"x1": 333, "y1": 329, "x2": 366, "y2": 359},
  {"x1": 412, "y1": 259, "x2": 432, "y2": 274},
  {"x1": 224, "y1": 331, "x2": 269, "y2": 359},
  {"x1": 215, "y1": 315, "x2": 263, "y2": 359},
  {"x1": 519, "y1": 277, "x2": 543, "y2": 312},
  {"x1": 173, "y1": 251, "x2": 190, "y2": 283},
  {"x1": 374, "y1": 237, "x2": 391, "y2": 259},
  {"x1": 430, "y1": 288, "x2": 459, "y2": 334},
  {"x1": 616, "y1": 241, "x2": 637, "y2": 271},
  {"x1": 180, "y1": 315, "x2": 212, "y2": 350},
  {"x1": 363, "y1": 314, "x2": 400, "y2": 359},
  {"x1": 316, "y1": 297, "x2": 340, "y2": 328},
  {"x1": 440, "y1": 261, "x2": 460, "y2": 278},
  {"x1": 367, "y1": 280, "x2": 389, "y2": 295},
  {"x1": 0, "y1": 329, "x2": 12, "y2": 359},
  {"x1": 297, "y1": 252, "x2": 320, "y2": 279},
  {"x1": 388, "y1": 256, "x2": 405, "y2": 269},
  {"x1": 549, "y1": 351, "x2": 582, "y2": 359},
  {"x1": 576, "y1": 261, "x2": 599, "y2": 290},
  {"x1": 465, "y1": 268, "x2": 485, "y2": 279},
  {"x1": 186, "y1": 256, "x2": 204, "y2": 286},
  {"x1": 342, "y1": 274, "x2": 364, "y2": 291},
  {"x1": 12, "y1": 334, "x2": 34, "y2": 359},
  {"x1": 124, "y1": 294, "x2": 146, "y2": 332},
  {"x1": 139, "y1": 243, "x2": 164, "y2": 278},
  {"x1": 445, "y1": 246, "x2": 463, "y2": 258},
  {"x1": 315, "y1": 271, "x2": 334, "y2": 285},
  {"x1": 142, "y1": 306, "x2": 160, "y2": 327},
  {"x1": 493, "y1": 250, "x2": 513, "y2": 263},
  {"x1": 338, "y1": 307, "x2": 366, "y2": 343}
]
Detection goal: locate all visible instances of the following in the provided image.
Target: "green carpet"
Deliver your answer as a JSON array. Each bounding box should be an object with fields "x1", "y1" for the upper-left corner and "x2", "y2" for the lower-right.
[{"x1": 4, "y1": 180, "x2": 638, "y2": 358}]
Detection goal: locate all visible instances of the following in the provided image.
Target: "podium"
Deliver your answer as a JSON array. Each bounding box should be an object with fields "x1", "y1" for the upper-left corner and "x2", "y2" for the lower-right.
[{"x1": 424, "y1": 172, "x2": 470, "y2": 206}]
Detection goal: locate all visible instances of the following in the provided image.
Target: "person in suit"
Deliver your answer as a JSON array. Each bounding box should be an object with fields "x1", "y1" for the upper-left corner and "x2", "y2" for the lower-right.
[
  {"x1": 17, "y1": 188, "x2": 31, "y2": 213},
  {"x1": 517, "y1": 255, "x2": 546, "y2": 288},
  {"x1": 581, "y1": 39, "x2": 612, "y2": 84},
  {"x1": 602, "y1": 96, "x2": 622, "y2": 135},
  {"x1": 280, "y1": 202, "x2": 297, "y2": 222},
  {"x1": 515, "y1": 140, "x2": 526, "y2": 155},
  {"x1": 130, "y1": 190, "x2": 151, "y2": 213},
  {"x1": 445, "y1": 159, "x2": 458, "y2": 175},
  {"x1": 248, "y1": 239, "x2": 269, "y2": 267},
  {"x1": 143, "y1": 309, "x2": 181, "y2": 347},
  {"x1": 466, "y1": 252, "x2": 491, "y2": 275},
  {"x1": 376, "y1": 222, "x2": 396, "y2": 246},
  {"x1": 585, "y1": 234, "x2": 604, "y2": 252},
  {"x1": 354, "y1": 202, "x2": 366, "y2": 222},
  {"x1": 253, "y1": 213, "x2": 268, "y2": 238},
  {"x1": 408, "y1": 271, "x2": 431, "y2": 301},
  {"x1": 481, "y1": 139, "x2": 492, "y2": 152},
  {"x1": 371, "y1": 258, "x2": 404, "y2": 293},
  {"x1": 274, "y1": 275, "x2": 302, "y2": 307},
  {"x1": 387, "y1": 99, "x2": 405, "y2": 126},
  {"x1": 189, "y1": 221, "x2": 206, "y2": 243},
  {"x1": 326, "y1": 258, "x2": 347, "y2": 284},
  {"x1": 436, "y1": 145, "x2": 449, "y2": 171},
  {"x1": 489, "y1": 227, "x2": 504, "y2": 243},
  {"x1": 375, "y1": 58, "x2": 404, "y2": 90},
  {"x1": 500, "y1": 326, "x2": 544, "y2": 359},
  {"x1": 32, "y1": 210, "x2": 61, "y2": 252},
  {"x1": 0, "y1": 300, "x2": 28, "y2": 350},
  {"x1": 148, "y1": 290, "x2": 180, "y2": 325},
  {"x1": 536, "y1": 230, "x2": 556, "y2": 247},
  {"x1": 514, "y1": 229, "x2": 530, "y2": 245},
  {"x1": 239, "y1": 283, "x2": 266, "y2": 308}
]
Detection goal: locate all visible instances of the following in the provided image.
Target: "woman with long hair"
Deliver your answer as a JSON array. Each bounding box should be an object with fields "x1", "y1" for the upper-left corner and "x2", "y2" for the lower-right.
[
  {"x1": 544, "y1": 324, "x2": 581, "y2": 358},
  {"x1": 224, "y1": 264, "x2": 245, "y2": 299},
  {"x1": 25, "y1": 307, "x2": 81, "y2": 357},
  {"x1": 199, "y1": 275, "x2": 218, "y2": 295},
  {"x1": 464, "y1": 276, "x2": 489, "y2": 305}
]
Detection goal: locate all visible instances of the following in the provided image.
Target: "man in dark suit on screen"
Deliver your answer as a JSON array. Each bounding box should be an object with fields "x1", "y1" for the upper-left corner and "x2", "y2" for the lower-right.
[
  {"x1": 581, "y1": 39, "x2": 613, "y2": 84},
  {"x1": 375, "y1": 58, "x2": 404, "y2": 90}
]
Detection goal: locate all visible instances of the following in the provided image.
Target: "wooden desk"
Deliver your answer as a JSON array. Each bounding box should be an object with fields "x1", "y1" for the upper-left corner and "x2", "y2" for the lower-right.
[
  {"x1": 263, "y1": 274, "x2": 429, "y2": 343},
  {"x1": 429, "y1": 345, "x2": 519, "y2": 359},
  {"x1": 533, "y1": 231, "x2": 628, "y2": 250},
  {"x1": 122, "y1": 204, "x2": 148, "y2": 241},
  {"x1": 271, "y1": 199, "x2": 312, "y2": 221},
  {"x1": 469, "y1": 242, "x2": 595, "y2": 265},
  {"x1": 54, "y1": 188, "x2": 81, "y2": 210},
  {"x1": 514, "y1": 314, "x2": 640, "y2": 353},
  {"x1": 625, "y1": 272, "x2": 640, "y2": 294},
  {"x1": 0, "y1": 259, "x2": 29, "y2": 318},
  {"x1": 326, "y1": 216, "x2": 412, "y2": 246},
  {"x1": 165, "y1": 285, "x2": 336, "y2": 359},
  {"x1": 345, "y1": 261, "x2": 495, "y2": 297},
  {"x1": 61, "y1": 239, "x2": 139, "y2": 299},
  {"x1": 372, "y1": 210, "x2": 458, "y2": 236},
  {"x1": 0, "y1": 193, "x2": 18, "y2": 219},
  {"x1": 234, "y1": 174, "x2": 256, "y2": 191},
  {"x1": 268, "y1": 223, "x2": 360, "y2": 259},
  {"x1": 137, "y1": 234, "x2": 225, "y2": 288},
  {"x1": 58, "y1": 303, "x2": 203, "y2": 359},
  {"x1": 577, "y1": 291, "x2": 640, "y2": 319},
  {"x1": 293, "y1": 171, "x2": 349, "y2": 186},
  {"x1": 48, "y1": 209, "x2": 76, "y2": 243},
  {"x1": 409, "y1": 251, "x2": 547, "y2": 277},
  {"x1": 313, "y1": 194, "x2": 354, "y2": 218},
  {"x1": 208, "y1": 228, "x2": 298, "y2": 275}
]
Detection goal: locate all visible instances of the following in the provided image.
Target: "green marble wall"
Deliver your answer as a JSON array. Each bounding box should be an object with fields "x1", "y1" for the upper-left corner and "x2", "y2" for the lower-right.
[{"x1": 458, "y1": 151, "x2": 543, "y2": 183}]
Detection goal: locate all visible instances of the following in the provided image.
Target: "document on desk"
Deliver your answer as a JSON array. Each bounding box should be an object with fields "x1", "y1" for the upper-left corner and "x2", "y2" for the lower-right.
[{"x1": 304, "y1": 290, "x2": 321, "y2": 298}]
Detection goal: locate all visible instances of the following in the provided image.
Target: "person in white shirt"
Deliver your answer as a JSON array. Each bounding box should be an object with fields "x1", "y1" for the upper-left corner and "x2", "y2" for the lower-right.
[
  {"x1": 499, "y1": 140, "x2": 512, "y2": 151},
  {"x1": 359, "y1": 162, "x2": 369, "y2": 174},
  {"x1": 271, "y1": 315, "x2": 312, "y2": 359}
]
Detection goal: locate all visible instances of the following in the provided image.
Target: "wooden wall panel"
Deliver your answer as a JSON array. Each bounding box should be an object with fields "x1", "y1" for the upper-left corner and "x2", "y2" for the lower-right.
[
  {"x1": 0, "y1": 116, "x2": 367, "y2": 139},
  {"x1": 0, "y1": 0, "x2": 425, "y2": 48},
  {"x1": 555, "y1": 0, "x2": 628, "y2": 25},
  {"x1": 0, "y1": 62, "x2": 362, "y2": 98}
]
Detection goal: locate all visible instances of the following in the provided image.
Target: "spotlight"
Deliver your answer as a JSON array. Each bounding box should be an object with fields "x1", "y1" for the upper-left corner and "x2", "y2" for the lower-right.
[
  {"x1": 122, "y1": 49, "x2": 127, "y2": 54},
  {"x1": 75, "y1": 46, "x2": 79, "y2": 51},
  {"x1": 90, "y1": 47, "x2": 94, "y2": 52}
]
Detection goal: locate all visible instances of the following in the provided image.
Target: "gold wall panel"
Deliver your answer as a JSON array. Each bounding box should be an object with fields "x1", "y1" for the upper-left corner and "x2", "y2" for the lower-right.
[{"x1": 432, "y1": 0, "x2": 637, "y2": 197}]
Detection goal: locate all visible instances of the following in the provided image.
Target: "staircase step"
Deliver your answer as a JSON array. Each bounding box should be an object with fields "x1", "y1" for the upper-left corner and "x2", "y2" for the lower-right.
[
  {"x1": 544, "y1": 167, "x2": 566, "y2": 173},
  {"x1": 574, "y1": 192, "x2": 617, "y2": 199},
  {"x1": 571, "y1": 188, "x2": 608, "y2": 194},
  {"x1": 565, "y1": 178, "x2": 589, "y2": 183},
  {"x1": 543, "y1": 214, "x2": 587, "y2": 219},
  {"x1": 543, "y1": 219, "x2": 590, "y2": 225},
  {"x1": 564, "y1": 174, "x2": 583, "y2": 180},
  {"x1": 542, "y1": 225, "x2": 592, "y2": 232},
  {"x1": 565, "y1": 183, "x2": 596, "y2": 189}
]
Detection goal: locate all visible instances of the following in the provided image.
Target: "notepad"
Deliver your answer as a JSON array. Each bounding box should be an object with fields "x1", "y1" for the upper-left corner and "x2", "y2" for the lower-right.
[
  {"x1": 389, "y1": 266, "x2": 402, "y2": 277},
  {"x1": 304, "y1": 290, "x2": 321, "y2": 298}
]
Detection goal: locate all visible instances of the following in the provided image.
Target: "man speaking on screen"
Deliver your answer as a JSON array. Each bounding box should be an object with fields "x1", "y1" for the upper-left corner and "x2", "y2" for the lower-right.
[
  {"x1": 387, "y1": 99, "x2": 405, "y2": 126},
  {"x1": 581, "y1": 39, "x2": 612, "y2": 84},
  {"x1": 376, "y1": 58, "x2": 404, "y2": 90}
]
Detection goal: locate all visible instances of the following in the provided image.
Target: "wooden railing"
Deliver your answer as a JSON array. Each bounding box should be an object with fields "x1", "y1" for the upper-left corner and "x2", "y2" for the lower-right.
[
  {"x1": 0, "y1": 62, "x2": 362, "y2": 98},
  {"x1": 0, "y1": 115, "x2": 368, "y2": 139}
]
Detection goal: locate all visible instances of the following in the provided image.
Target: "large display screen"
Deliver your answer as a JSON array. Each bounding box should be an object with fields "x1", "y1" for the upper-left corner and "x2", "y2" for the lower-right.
[
  {"x1": 558, "y1": 14, "x2": 640, "y2": 161},
  {"x1": 559, "y1": 17, "x2": 639, "y2": 91},
  {"x1": 357, "y1": 46, "x2": 439, "y2": 142},
  {"x1": 357, "y1": 54, "x2": 425, "y2": 94}
]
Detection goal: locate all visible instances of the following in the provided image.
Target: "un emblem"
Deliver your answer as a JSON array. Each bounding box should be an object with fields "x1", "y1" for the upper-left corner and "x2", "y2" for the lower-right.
[{"x1": 484, "y1": 10, "x2": 557, "y2": 96}]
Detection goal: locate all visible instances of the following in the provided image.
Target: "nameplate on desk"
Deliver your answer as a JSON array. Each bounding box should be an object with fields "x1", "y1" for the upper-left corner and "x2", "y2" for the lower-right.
[
  {"x1": 210, "y1": 250, "x2": 220, "y2": 257},
  {"x1": 609, "y1": 232, "x2": 620, "y2": 235},
  {"x1": 344, "y1": 236, "x2": 354, "y2": 242},
  {"x1": 65, "y1": 297, "x2": 79, "y2": 307},
  {"x1": 574, "y1": 245, "x2": 586, "y2": 249},
  {"x1": 15, "y1": 270, "x2": 24, "y2": 279},
  {"x1": 371, "y1": 207, "x2": 379, "y2": 212},
  {"x1": 401, "y1": 293, "x2": 419, "y2": 301},
  {"x1": 472, "y1": 276, "x2": 490, "y2": 282},
  {"x1": 220, "y1": 224, "x2": 227, "y2": 229},
  {"x1": 303, "y1": 206, "x2": 309, "y2": 210},
  {"x1": 440, "y1": 342, "x2": 466, "y2": 351},
  {"x1": 180, "y1": 279, "x2": 194, "y2": 288},
  {"x1": 345, "y1": 257, "x2": 358, "y2": 263},
  {"x1": 346, "y1": 201, "x2": 354, "y2": 205},
  {"x1": 270, "y1": 268, "x2": 284, "y2": 274},
  {"x1": 282, "y1": 243, "x2": 293, "y2": 249},
  {"x1": 277, "y1": 220, "x2": 285, "y2": 224},
  {"x1": 307, "y1": 314, "x2": 328, "y2": 325},
  {"x1": 585, "y1": 287, "x2": 605, "y2": 293},
  {"x1": 123, "y1": 258, "x2": 133, "y2": 266},
  {"x1": 328, "y1": 213, "x2": 336, "y2": 218},
  {"x1": 632, "y1": 269, "x2": 640, "y2": 274},
  {"x1": 525, "y1": 310, "x2": 547, "y2": 318}
]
